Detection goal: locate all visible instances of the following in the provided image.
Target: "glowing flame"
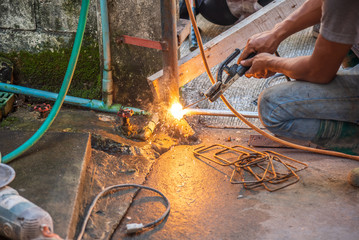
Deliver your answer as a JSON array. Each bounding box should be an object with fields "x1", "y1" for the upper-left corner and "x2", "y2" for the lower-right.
[{"x1": 170, "y1": 103, "x2": 186, "y2": 120}]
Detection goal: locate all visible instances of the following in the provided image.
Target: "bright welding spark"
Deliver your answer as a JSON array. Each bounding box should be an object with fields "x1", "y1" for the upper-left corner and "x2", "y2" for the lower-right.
[{"x1": 170, "y1": 103, "x2": 187, "y2": 120}]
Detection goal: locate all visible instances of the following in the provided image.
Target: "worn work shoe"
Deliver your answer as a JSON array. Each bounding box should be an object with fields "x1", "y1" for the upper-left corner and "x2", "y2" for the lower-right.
[
  {"x1": 311, "y1": 120, "x2": 359, "y2": 155},
  {"x1": 348, "y1": 168, "x2": 359, "y2": 187}
]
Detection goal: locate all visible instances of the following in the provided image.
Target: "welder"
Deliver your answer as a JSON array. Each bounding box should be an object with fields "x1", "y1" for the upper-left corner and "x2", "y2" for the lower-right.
[{"x1": 238, "y1": 0, "x2": 359, "y2": 159}]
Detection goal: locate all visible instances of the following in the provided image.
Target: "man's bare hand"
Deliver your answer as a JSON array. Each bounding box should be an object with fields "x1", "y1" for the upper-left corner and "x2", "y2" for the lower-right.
[
  {"x1": 238, "y1": 30, "x2": 281, "y2": 63},
  {"x1": 240, "y1": 53, "x2": 276, "y2": 79}
]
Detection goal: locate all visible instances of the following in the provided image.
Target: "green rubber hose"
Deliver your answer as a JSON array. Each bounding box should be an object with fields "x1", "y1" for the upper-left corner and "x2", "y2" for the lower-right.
[{"x1": 1, "y1": 0, "x2": 90, "y2": 163}]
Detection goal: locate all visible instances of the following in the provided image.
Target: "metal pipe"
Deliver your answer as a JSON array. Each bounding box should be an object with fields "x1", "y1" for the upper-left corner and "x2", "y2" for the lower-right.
[
  {"x1": 185, "y1": 108, "x2": 259, "y2": 118},
  {"x1": 160, "y1": 0, "x2": 179, "y2": 105},
  {"x1": 0, "y1": 83, "x2": 149, "y2": 115},
  {"x1": 100, "y1": 0, "x2": 113, "y2": 106}
]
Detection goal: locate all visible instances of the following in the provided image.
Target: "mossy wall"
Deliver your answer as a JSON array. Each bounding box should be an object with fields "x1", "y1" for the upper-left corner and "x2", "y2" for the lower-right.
[
  {"x1": 0, "y1": 0, "x2": 101, "y2": 99},
  {"x1": 0, "y1": 37, "x2": 101, "y2": 99},
  {"x1": 1, "y1": 0, "x2": 165, "y2": 106}
]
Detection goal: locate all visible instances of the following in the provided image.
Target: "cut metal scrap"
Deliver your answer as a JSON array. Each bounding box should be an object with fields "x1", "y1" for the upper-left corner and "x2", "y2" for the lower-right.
[
  {"x1": 193, "y1": 144, "x2": 251, "y2": 166},
  {"x1": 230, "y1": 157, "x2": 276, "y2": 185},
  {"x1": 264, "y1": 150, "x2": 308, "y2": 172},
  {"x1": 248, "y1": 157, "x2": 300, "y2": 192},
  {"x1": 193, "y1": 144, "x2": 307, "y2": 192}
]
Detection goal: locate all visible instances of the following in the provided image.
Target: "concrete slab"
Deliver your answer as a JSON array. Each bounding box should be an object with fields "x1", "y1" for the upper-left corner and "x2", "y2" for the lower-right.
[
  {"x1": 39, "y1": 0, "x2": 80, "y2": 32},
  {"x1": 0, "y1": 107, "x2": 159, "y2": 239},
  {"x1": 112, "y1": 127, "x2": 359, "y2": 240},
  {"x1": 0, "y1": 0, "x2": 36, "y2": 30},
  {"x1": 0, "y1": 130, "x2": 91, "y2": 239}
]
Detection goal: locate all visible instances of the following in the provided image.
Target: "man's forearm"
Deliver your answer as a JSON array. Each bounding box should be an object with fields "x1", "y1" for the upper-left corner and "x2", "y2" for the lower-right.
[
  {"x1": 267, "y1": 55, "x2": 316, "y2": 82},
  {"x1": 265, "y1": 34, "x2": 352, "y2": 84},
  {"x1": 271, "y1": 0, "x2": 322, "y2": 43}
]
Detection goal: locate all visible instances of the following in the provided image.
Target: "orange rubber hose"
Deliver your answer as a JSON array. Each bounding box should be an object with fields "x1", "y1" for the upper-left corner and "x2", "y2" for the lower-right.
[{"x1": 184, "y1": 0, "x2": 359, "y2": 161}]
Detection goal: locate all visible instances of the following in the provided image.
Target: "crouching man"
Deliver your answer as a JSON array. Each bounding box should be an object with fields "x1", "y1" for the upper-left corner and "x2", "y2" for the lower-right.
[{"x1": 239, "y1": 0, "x2": 359, "y2": 156}]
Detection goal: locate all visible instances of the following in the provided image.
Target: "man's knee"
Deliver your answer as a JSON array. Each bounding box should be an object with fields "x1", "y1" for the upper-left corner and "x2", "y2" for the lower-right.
[{"x1": 257, "y1": 85, "x2": 284, "y2": 129}]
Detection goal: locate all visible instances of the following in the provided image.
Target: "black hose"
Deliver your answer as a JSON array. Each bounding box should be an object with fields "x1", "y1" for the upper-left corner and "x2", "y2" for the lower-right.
[{"x1": 77, "y1": 184, "x2": 170, "y2": 239}]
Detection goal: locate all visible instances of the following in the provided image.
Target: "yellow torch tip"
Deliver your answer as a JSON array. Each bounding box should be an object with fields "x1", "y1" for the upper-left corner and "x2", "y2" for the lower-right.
[{"x1": 170, "y1": 102, "x2": 187, "y2": 120}]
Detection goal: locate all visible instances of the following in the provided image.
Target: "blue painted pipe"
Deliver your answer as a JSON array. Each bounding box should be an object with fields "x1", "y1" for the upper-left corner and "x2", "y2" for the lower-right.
[
  {"x1": 100, "y1": 0, "x2": 113, "y2": 106},
  {"x1": 0, "y1": 83, "x2": 148, "y2": 115}
]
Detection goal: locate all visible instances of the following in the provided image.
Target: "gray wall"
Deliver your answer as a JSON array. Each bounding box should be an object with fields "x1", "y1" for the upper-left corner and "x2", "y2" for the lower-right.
[
  {"x1": 0, "y1": 0, "x2": 98, "y2": 52},
  {"x1": 0, "y1": 0, "x2": 163, "y2": 106},
  {"x1": 106, "y1": 0, "x2": 162, "y2": 106}
]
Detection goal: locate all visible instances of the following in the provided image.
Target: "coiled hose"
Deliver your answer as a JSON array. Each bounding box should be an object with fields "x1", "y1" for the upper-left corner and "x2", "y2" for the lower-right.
[
  {"x1": 1, "y1": 0, "x2": 90, "y2": 163},
  {"x1": 184, "y1": 0, "x2": 359, "y2": 161}
]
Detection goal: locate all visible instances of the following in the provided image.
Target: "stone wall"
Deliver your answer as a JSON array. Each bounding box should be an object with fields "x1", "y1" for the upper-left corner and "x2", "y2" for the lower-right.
[
  {"x1": 0, "y1": 0, "x2": 163, "y2": 106},
  {"x1": 0, "y1": 0, "x2": 98, "y2": 52}
]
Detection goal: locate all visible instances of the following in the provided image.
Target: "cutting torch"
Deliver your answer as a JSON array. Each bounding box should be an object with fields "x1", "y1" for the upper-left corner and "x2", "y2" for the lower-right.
[{"x1": 184, "y1": 49, "x2": 255, "y2": 109}]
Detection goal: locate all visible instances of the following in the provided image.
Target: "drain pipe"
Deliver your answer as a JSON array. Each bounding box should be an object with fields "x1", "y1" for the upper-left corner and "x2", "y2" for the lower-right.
[
  {"x1": 0, "y1": 83, "x2": 148, "y2": 115},
  {"x1": 100, "y1": 0, "x2": 113, "y2": 106}
]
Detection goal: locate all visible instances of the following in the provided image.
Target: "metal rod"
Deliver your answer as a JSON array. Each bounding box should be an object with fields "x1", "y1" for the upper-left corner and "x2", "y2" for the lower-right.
[
  {"x1": 100, "y1": 0, "x2": 113, "y2": 106},
  {"x1": 117, "y1": 35, "x2": 165, "y2": 50},
  {"x1": 183, "y1": 97, "x2": 207, "y2": 108},
  {"x1": 0, "y1": 83, "x2": 149, "y2": 115},
  {"x1": 160, "y1": 0, "x2": 179, "y2": 104},
  {"x1": 185, "y1": 108, "x2": 259, "y2": 118}
]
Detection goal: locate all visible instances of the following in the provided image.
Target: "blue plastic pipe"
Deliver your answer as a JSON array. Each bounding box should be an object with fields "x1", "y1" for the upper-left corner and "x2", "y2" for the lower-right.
[
  {"x1": 0, "y1": 83, "x2": 148, "y2": 115},
  {"x1": 100, "y1": 0, "x2": 113, "y2": 106},
  {"x1": 1, "y1": 0, "x2": 91, "y2": 163}
]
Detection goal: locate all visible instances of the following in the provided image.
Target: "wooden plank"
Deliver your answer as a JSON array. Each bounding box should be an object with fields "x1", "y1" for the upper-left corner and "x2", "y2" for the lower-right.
[
  {"x1": 148, "y1": 0, "x2": 305, "y2": 100},
  {"x1": 177, "y1": 18, "x2": 191, "y2": 46}
]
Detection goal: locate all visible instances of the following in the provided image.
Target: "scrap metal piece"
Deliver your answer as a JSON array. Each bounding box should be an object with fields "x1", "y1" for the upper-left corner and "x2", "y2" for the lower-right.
[
  {"x1": 193, "y1": 144, "x2": 308, "y2": 192},
  {"x1": 230, "y1": 157, "x2": 276, "y2": 185},
  {"x1": 194, "y1": 144, "x2": 250, "y2": 166},
  {"x1": 265, "y1": 150, "x2": 308, "y2": 172},
  {"x1": 258, "y1": 157, "x2": 301, "y2": 192},
  {"x1": 116, "y1": 35, "x2": 167, "y2": 50}
]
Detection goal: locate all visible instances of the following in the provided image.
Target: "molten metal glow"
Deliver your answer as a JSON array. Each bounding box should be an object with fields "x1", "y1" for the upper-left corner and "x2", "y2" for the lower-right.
[{"x1": 170, "y1": 103, "x2": 186, "y2": 120}]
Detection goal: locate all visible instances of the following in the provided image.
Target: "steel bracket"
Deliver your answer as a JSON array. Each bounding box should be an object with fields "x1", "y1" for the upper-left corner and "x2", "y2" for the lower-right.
[{"x1": 116, "y1": 35, "x2": 168, "y2": 51}]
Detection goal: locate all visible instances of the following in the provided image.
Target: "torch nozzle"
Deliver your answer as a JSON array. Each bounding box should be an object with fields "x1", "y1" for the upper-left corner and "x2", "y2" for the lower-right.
[{"x1": 183, "y1": 97, "x2": 207, "y2": 109}]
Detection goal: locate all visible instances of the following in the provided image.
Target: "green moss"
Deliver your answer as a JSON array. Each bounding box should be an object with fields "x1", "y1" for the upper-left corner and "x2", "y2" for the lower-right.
[
  {"x1": 62, "y1": 0, "x2": 81, "y2": 16},
  {"x1": 0, "y1": 116, "x2": 18, "y2": 127},
  {"x1": 0, "y1": 37, "x2": 101, "y2": 100}
]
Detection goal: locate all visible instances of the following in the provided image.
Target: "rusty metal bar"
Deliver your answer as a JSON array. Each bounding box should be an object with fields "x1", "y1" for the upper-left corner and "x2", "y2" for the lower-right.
[
  {"x1": 193, "y1": 144, "x2": 307, "y2": 192},
  {"x1": 160, "y1": 0, "x2": 179, "y2": 104},
  {"x1": 185, "y1": 108, "x2": 259, "y2": 118},
  {"x1": 116, "y1": 35, "x2": 167, "y2": 50}
]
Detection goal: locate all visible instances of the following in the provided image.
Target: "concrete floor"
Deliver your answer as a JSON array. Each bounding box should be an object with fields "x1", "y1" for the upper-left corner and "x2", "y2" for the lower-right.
[
  {"x1": 0, "y1": 130, "x2": 91, "y2": 239},
  {"x1": 1, "y1": 8, "x2": 359, "y2": 240},
  {"x1": 1, "y1": 101, "x2": 359, "y2": 240},
  {"x1": 0, "y1": 106, "x2": 158, "y2": 239},
  {"x1": 112, "y1": 127, "x2": 359, "y2": 240}
]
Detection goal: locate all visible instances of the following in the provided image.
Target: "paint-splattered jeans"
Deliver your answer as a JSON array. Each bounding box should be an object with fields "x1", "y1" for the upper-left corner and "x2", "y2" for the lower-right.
[{"x1": 258, "y1": 64, "x2": 359, "y2": 141}]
